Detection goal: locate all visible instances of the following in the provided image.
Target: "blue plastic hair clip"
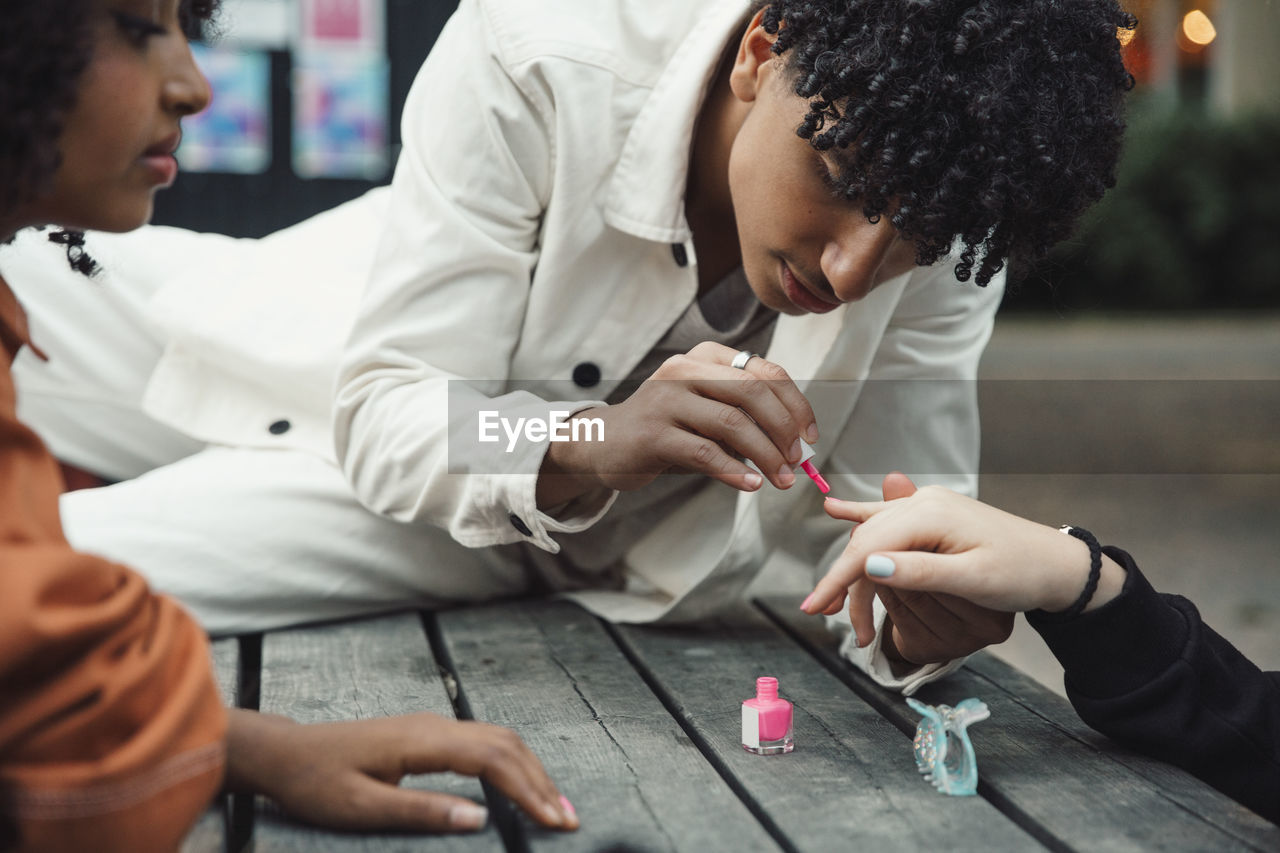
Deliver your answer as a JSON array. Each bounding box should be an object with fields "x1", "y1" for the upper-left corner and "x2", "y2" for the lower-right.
[{"x1": 906, "y1": 697, "x2": 990, "y2": 796}]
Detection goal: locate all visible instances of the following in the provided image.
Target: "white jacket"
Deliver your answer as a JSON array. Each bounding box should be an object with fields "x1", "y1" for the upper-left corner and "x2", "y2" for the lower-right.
[{"x1": 332, "y1": 0, "x2": 1005, "y2": 635}]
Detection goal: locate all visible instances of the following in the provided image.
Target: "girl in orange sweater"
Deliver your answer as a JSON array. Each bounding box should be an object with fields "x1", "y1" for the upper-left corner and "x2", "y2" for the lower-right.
[{"x1": 0, "y1": 2, "x2": 575, "y2": 848}]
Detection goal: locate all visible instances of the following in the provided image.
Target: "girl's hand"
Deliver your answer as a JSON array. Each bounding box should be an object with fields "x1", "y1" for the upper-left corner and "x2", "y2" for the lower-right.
[
  {"x1": 802, "y1": 482, "x2": 1124, "y2": 650},
  {"x1": 538, "y1": 343, "x2": 818, "y2": 506},
  {"x1": 225, "y1": 710, "x2": 578, "y2": 834}
]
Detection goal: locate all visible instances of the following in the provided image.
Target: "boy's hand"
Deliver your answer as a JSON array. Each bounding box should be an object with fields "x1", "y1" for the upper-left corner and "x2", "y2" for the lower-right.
[
  {"x1": 539, "y1": 342, "x2": 818, "y2": 505},
  {"x1": 225, "y1": 709, "x2": 578, "y2": 834}
]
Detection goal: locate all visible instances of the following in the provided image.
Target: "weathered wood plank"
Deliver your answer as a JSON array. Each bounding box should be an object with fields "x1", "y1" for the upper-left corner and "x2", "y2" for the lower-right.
[
  {"x1": 253, "y1": 612, "x2": 499, "y2": 852},
  {"x1": 180, "y1": 819, "x2": 227, "y2": 853},
  {"x1": 613, "y1": 605, "x2": 1039, "y2": 852},
  {"x1": 210, "y1": 636, "x2": 240, "y2": 706},
  {"x1": 436, "y1": 599, "x2": 781, "y2": 852},
  {"x1": 181, "y1": 637, "x2": 242, "y2": 853},
  {"x1": 963, "y1": 653, "x2": 1280, "y2": 849},
  {"x1": 757, "y1": 596, "x2": 1274, "y2": 852}
]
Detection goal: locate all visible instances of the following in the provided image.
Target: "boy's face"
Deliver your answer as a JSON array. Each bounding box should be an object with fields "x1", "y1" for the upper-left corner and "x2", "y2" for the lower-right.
[
  {"x1": 26, "y1": 0, "x2": 210, "y2": 233},
  {"x1": 727, "y1": 19, "x2": 918, "y2": 315}
]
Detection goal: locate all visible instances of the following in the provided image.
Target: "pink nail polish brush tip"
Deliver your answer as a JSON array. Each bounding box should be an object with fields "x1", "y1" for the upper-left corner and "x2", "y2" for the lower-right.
[{"x1": 797, "y1": 440, "x2": 830, "y2": 494}]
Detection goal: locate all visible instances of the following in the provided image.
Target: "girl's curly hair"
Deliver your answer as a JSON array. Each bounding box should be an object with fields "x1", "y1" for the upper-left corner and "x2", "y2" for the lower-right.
[
  {"x1": 0, "y1": 0, "x2": 220, "y2": 273},
  {"x1": 0, "y1": 0, "x2": 94, "y2": 218},
  {"x1": 759, "y1": 0, "x2": 1137, "y2": 286}
]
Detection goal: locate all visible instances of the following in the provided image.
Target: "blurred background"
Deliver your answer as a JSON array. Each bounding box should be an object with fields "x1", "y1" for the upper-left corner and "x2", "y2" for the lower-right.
[
  {"x1": 158, "y1": 1, "x2": 1279, "y2": 694},
  {"x1": 979, "y1": 0, "x2": 1280, "y2": 692}
]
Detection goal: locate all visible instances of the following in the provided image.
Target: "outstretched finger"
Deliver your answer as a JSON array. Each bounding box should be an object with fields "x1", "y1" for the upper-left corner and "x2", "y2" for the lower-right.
[
  {"x1": 710, "y1": 347, "x2": 819, "y2": 449},
  {"x1": 305, "y1": 778, "x2": 494, "y2": 833},
  {"x1": 402, "y1": 720, "x2": 575, "y2": 830},
  {"x1": 802, "y1": 585, "x2": 846, "y2": 616},
  {"x1": 822, "y1": 496, "x2": 892, "y2": 523},
  {"x1": 804, "y1": 521, "x2": 884, "y2": 613},
  {"x1": 847, "y1": 576, "x2": 878, "y2": 647},
  {"x1": 473, "y1": 743, "x2": 580, "y2": 831},
  {"x1": 844, "y1": 550, "x2": 974, "y2": 602},
  {"x1": 880, "y1": 471, "x2": 918, "y2": 501}
]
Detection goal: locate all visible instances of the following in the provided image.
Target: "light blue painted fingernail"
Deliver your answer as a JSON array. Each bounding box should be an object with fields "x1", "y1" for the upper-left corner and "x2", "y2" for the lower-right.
[{"x1": 866, "y1": 555, "x2": 896, "y2": 578}]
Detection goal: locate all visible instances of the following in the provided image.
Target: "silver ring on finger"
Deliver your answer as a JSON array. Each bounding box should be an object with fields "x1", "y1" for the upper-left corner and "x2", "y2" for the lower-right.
[{"x1": 731, "y1": 350, "x2": 761, "y2": 370}]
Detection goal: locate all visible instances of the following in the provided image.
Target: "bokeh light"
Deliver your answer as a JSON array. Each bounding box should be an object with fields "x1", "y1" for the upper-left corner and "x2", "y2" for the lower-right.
[{"x1": 1182, "y1": 10, "x2": 1217, "y2": 47}]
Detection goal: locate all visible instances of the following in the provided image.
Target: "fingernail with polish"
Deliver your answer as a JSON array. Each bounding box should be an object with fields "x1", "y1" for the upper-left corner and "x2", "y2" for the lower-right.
[
  {"x1": 541, "y1": 801, "x2": 563, "y2": 825},
  {"x1": 866, "y1": 554, "x2": 896, "y2": 578},
  {"x1": 559, "y1": 795, "x2": 577, "y2": 822},
  {"x1": 799, "y1": 592, "x2": 814, "y2": 611},
  {"x1": 449, "y1": 803, "x2": 488, "y2": 831}
]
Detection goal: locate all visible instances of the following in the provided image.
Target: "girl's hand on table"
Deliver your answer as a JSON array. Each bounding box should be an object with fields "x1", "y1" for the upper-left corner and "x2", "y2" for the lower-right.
[{"x1": 225, "y1": 709, "x2": 578, "y2": 834}]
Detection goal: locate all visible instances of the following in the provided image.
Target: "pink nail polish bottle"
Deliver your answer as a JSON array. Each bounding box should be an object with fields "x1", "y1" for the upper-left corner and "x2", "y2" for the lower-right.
[{"x1": 741, "y1": 676, "x2": 794, "y2": 755}]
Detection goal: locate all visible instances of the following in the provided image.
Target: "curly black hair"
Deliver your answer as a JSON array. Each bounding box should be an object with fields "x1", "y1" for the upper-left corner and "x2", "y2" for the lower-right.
[
  {"x1": 758, "y1": 0, "x2": 1136, "y2": 286},
  {"x1": 0, "y1": 0, "x2": 93, "y2": 219},
  {"x1": 0, "y1": 0, "x2": 220, "y2": 273}
]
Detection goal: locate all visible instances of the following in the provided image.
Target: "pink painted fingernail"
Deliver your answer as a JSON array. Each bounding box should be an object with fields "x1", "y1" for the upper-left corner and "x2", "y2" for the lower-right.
[
  {"x1": 559, "y1": 795, "x2": 576, "y2": 820},
  {"x1": 800, "y1": 593, "x2": 815, "y2": 612}
]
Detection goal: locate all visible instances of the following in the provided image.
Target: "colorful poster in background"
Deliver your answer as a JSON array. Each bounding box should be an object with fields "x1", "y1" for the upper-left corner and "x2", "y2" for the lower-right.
[
  {"x1": 177, "y1": 45, "x2": 272, "y2": 174},
  {"x1": 292, "y1": 51, "x2": 390, "y2": 180},
  {"x1": 215, "y1": 0, "x2": 293, "y2": 50},
  {"x1": 298, "y1": 0, "x2": 384, "y2": 53}
]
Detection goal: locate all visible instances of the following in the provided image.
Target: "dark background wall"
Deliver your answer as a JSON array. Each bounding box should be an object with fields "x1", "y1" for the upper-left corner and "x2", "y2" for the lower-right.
[{"x1": 153, "y1": 0, "x2": 459, "y2": 238}]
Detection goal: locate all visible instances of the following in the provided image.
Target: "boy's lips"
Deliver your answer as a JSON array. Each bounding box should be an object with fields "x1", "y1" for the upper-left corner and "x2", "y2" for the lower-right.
[{"x1": 780, "y1": 261, "x2": 840, "y2": 314}]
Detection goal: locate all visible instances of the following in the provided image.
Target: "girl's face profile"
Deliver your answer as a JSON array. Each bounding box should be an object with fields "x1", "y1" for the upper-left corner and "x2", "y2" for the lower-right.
[{"x1": 23, "y1": 0, "x2": 210, "y2": 234}]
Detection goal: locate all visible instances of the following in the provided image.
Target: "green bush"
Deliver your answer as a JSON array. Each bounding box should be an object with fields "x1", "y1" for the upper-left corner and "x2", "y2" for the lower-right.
[{"x1": 1004, "y1": 98, "x2": 1280, "y2": 311}]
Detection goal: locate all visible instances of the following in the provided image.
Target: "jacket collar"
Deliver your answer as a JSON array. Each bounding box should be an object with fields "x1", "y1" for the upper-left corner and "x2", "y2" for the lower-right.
[{"x1": 603, "y1": 0, "x2": 751, "y2": 244}]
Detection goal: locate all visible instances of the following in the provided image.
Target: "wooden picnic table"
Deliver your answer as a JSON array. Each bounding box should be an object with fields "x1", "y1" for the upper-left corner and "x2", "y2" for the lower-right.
[{"x1": 182, "y1": 597, "x2": 1278, "y2": 852}]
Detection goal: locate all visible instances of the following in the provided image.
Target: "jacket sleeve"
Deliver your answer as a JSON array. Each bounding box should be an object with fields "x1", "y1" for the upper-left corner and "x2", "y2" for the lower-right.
[
  {"x1": 0, "y1": 366, "x2": 226, "y2": 851},
  {"x1": 333, "y1": 0, "x2": 613, "y2": 553},
  {"x1": 818, "y1": 262, "x2": 1005, "y2": 692},
  {"x1": 1028, "y1": 548, "x2": 1280, "y2": 823}
]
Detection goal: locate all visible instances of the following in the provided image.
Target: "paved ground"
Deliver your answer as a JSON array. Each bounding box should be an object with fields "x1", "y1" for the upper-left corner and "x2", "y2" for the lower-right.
[
  {"x1": 755, "y1": 313, "x2": 1280, "y2": 696},
  {"x1": 979, "y1": 314, "x2": 1280, "y2": 693}
]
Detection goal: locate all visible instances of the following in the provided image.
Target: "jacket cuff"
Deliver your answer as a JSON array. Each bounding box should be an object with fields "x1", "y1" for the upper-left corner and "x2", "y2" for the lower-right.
[
  {"x1": 1026, "y1": 546, "x2": 1189, "y2": 700},
  {"x1": 494, "y1": 400, "x2": 617, "y2": 551},
  {"x1": 834, "y1": 597, "x2": 968, "y2": 696}
]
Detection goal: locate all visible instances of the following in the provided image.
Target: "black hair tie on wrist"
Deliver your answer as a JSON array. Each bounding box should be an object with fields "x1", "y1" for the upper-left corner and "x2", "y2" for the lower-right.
[{"x1": 1059, "y1": 525, "x2": 1102, "y2": 619}]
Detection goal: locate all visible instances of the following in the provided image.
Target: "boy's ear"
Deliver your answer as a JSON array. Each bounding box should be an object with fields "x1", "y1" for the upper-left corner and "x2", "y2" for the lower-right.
[{"x1": 729, "y1": 9, "x2": 778, "y2": 103}]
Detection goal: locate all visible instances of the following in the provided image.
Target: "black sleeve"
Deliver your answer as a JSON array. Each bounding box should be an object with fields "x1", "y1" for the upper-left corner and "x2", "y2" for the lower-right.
[{"x1": 1026, "y1": 547, "x2": 1280, "y2": 824}]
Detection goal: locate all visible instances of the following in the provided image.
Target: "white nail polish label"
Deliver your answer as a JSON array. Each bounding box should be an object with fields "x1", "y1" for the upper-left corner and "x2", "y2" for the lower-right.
[{"x1": 742, "y1": 704, "x2": 761, "y2": 749}]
